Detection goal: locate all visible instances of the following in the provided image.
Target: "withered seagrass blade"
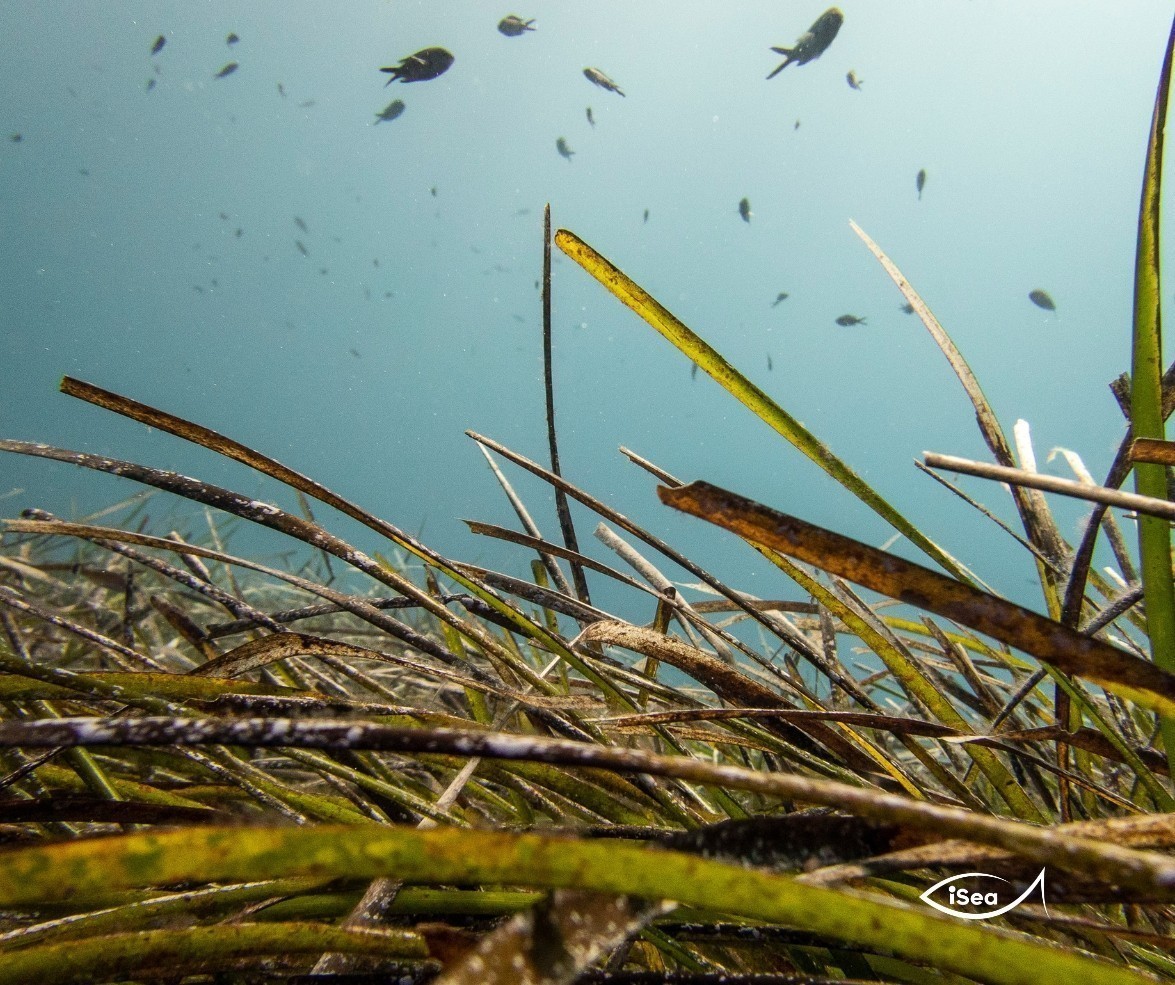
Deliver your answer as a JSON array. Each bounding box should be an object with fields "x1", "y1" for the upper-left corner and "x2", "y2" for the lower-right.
[{"x1": 658, "y1": 480, "x2": 1175, "y2": 717}]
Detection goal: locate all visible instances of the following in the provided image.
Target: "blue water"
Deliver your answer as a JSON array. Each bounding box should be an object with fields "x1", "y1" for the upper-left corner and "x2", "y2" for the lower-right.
[{"x1": 1, "y1": 1, "x2": 1172, "y2": 617}]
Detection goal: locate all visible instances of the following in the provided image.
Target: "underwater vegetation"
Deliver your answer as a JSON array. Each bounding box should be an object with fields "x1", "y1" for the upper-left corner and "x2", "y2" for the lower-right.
[{"x1": 2, "y1": 13, "x2": 1175, "y2": 985}]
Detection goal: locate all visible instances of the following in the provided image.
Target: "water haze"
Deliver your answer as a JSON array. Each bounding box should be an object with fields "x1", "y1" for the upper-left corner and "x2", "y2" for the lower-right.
[{"x1": 2, "y1": 1, "x2": 1172, "y2": 618}]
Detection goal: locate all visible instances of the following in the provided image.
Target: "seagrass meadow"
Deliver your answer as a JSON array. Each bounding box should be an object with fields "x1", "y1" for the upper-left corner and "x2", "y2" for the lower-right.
[{"x1": 4, "y1": 13, "x2": 1175, "y2": 985}]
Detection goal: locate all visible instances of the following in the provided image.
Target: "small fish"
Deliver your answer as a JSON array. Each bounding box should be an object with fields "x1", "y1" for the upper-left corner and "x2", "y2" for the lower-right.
[
  {"x1": 768, "y1": 7, "x2": 844, "y2": 78},
  {"x1": 374, "y1": 99, "x2": 405, "y2": 124},
  {"x1": 1028, "y1": 289, "x2": 1056, "y2": 312},
  {"x1": 772, "y1": 292, "x2": 789, "y2": 306},
  {"x1": 643, "y1": 208, "x2": 649, "y2": 223},
  {"x1": 846, "y1": 70, "x2": 862, "y2": 90},
  {"x1": 145, "y1": 78, "x2": 156, "y2": 92},
  {"x1": 294, "y1": 216, "x2": 309, "y2": 233},
  {"x1": 214, "y1": 62, "x2": 238, "y2": 79},
  {"x1": 299, "y1": 99, "x2": 316, "y2": 108},
  {"x1": 295, "y1": 239, "x2": 308, "y2": 256},
  {"x1": 556, "y1": 137, "x2": 574, "y2": 160},
  {"x1": 234, "y1": 228, "x2": 243, "y2": 238},
  {"x1": 430, "y1": 186, "x2": 438, "y2": 197},
  {"x1": 794, "y1": 119, "x2": 801, "y2": 130},
  {"x1": 514, "y1": 207, "x2": 530, "y2": 216},
  {"x1": 691, "y1": 363, "x2": 698, "y2": 381},
  {"x1": 900, "y1": 302, "x2": 915, "y2": 314},
  {"x1": 381, "y1": 47, "x2": 454, "y2": 85},
  {"x1": 738, "y1": 197, "x2": 752, "y2": 223},
  {"x1": 584, "y1": 67, "x2": 624, "y2": 97},
  {"x1": 916, "y1": 168, "x2": 926, "y2": 199},
  {"x1": 277, "y1": 82, "x2": 286, "y2": 97},
  {"x1": 767, "y1": 354, "x2": 774, "y2": 371},
  {"x1": 226, "y1": 32, "x2": 240, "y2": 45},
  {"x1": 219, "y1": 211, "x2": 229, "y2": 220},
  {"x1": 835, "y1": 314, "x2": 866, "y2": 326},
  {"x1": 498, "y1": 15, "x2": 536, "y2": 37},
  {"x1": 151, "y1": 35, "x2": 166, "y2": 56},
  {"x1": 586, "y1": 106, "x2": 595, "y2": 127},
  {"x1": 350, "y1": 347, "x2": 361, "y2": 358}
]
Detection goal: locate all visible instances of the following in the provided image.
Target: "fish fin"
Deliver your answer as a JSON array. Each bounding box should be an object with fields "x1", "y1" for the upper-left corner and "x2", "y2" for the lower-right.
[
  {"x1": 771, "y1": 47, "x2": 793, "y2": 55},
  {"x1": 767, "y1": 54, "x2": 793, "y2": 80}
]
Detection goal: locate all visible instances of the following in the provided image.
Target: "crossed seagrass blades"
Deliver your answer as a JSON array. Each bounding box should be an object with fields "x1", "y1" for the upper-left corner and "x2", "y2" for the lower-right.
[{"x1": 2, "y1": 207, "x2": 1175, "y2": 985}]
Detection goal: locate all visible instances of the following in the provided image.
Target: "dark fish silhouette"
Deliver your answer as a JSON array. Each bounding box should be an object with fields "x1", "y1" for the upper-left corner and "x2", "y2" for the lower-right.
[
  {"x1": 145, "y1": 78, "x2": 156, "y2": 92},
  {"x1": 916, "y1": 168, "x2": 926, "y2": 199},
  {"x1": 556, "y1": 137, "x2": 574, "y2": 160},
  {"x1": 295, "y1": 240, "x2": 308, "y2": 256},
  {"x1": 835, "y1": 314, "x2": 866, "y2": 326},
  {"x1": 767, "y1": 354, "x2": 774, "y2": 371},
  {"x1": 277, "y1": 82, "x2": 286, "y2": 97},
  {"x1": 900, "y1": 302, "x2": 915, "y2": 314},
  {"x1": 738, "y1": 197, "x2": 752, "y2": 223},
  {"x1": 846, "y1": 70, "x2": 862, "y2": 90},
  {"x1": 9, "y1": 133, "x2": 22, "y2": 143},
  {"x1": 586, "y1": 106, "x2": 595, "y2": 127},
  {"x1": 381, "y1": 47, "x2": 454, "y2": 85},
  {"x1": 691, "y1": 363, "x2": 698, "y2": 381},
  {"x1": 151, "y1": 35, "x2": 166, "y2": 56},
  {"x1": 498, "y1": 16, "x2": 535, "y2": 37},
  {"x1": 430, "y1": 186, "x2": 437, "y2": 197},
  {"x1": 374, "y1": 99, "x2": 405, "y2": 124},
  {"x1": 1028, "y1": 289, "x2": 1056, "y2": 312},
  {"x1": 768, "y1": 7, "x2": 844, "y2": 78},
  {"x1": 294, "y1": 216, "x2": 309, "y2": 233},
  {"x1": 643, "y1": 208, "x2": 649, "y2": 223},
  {"x1": 584, "y1": 67, "x2": 624, "y2": 96},
  {"x1": 772, "y1": 292, "x2": 789, "y2": 307},
  {"x1": 226, "y1": 32, "x2": 240, "y2": 45},
  {"x1": 214, "y1": 62, "x2": 238, "y2": 78}
]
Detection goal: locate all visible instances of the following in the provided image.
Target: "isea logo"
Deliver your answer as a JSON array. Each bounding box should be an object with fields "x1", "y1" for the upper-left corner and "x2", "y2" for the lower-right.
[{"x1": 920, "y1": 868, "x2": 1048, "y2": 920}]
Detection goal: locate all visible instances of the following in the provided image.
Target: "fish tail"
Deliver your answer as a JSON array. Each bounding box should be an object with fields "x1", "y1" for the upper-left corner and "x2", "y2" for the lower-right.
[{"x1": 767, "y1": 50, "x2": 793, "y2": 80}]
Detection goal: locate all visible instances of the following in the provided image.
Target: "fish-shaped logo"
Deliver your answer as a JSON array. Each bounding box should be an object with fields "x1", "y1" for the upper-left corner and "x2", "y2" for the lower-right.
[{"x1": 920, "y1": 868, "x2": 1047, "y2": 921}]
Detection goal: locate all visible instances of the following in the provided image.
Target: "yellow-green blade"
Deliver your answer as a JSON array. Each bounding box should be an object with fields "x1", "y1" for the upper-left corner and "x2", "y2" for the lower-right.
[{"x1": 554, "y1": 228, "x2": 971, "y2": 584}]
